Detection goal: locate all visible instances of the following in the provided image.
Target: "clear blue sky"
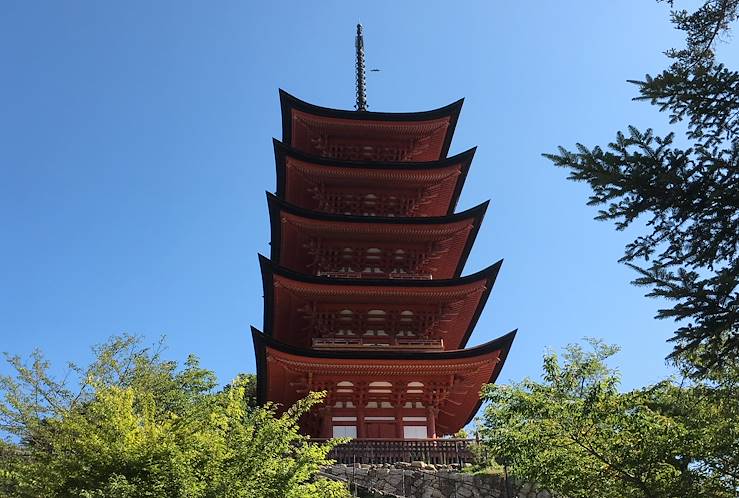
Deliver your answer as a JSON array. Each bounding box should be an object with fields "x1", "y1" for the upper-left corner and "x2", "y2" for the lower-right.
[{"x1": 2, "y1": 1, "x2": 719, "y2": 391}]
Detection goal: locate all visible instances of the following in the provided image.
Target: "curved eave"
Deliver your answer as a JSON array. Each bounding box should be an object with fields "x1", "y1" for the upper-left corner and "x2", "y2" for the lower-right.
[
  {"x1": 258, "y1": 254, "x2": 502, "y2": 348},
  {"x1": 460, "y1": 329, "x2": 516, "y2": 428},
  {"x1": 279, "y1": 89, "x2": 463, "y2": 160},
  {"x1": 251, "y1": 326, "x2": 517, "y2": 407},
  {"x1": 267, "y1": 192, "x2": 487, "y2": 226},
  {"x1": 267, "y1": 193, "x2": 488, "y2": 279},
  {"x1": 273, "y1": 139, "x2": 475, "y2": 215}
]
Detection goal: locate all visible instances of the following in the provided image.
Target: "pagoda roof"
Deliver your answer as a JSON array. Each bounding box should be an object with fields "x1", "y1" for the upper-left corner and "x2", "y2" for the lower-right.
[
  {"x1": 267, "y1": 193, "x2": 488, "y2": 279},
  {"x1": 273, "y1": 140, "x2": 475, "y2": 217},
  {"x1": 259, "y1": 255, "x2": 501, "y2": 350},
  {"x1": 280, "y1": 90, "x2": 463, "y2": 162},
  {"x1": 252, "y1": 326, "x2": 516, "y2": 433}
]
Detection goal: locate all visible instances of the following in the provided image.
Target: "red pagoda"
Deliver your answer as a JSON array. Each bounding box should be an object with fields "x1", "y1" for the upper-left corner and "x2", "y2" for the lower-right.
[{"x1": 252, "y1": 25, "x2": 515, "y2": 446}]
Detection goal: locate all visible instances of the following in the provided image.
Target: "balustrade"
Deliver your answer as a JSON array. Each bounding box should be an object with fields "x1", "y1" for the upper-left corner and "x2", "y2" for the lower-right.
[
  {"x1": 317, "y1": 190, "x2": 424, "y2": 217},
  {"x1": 307, "y1": 241, "x2": 444, "y2": 277},
  {"x1": 316, "y1": 270, "x2": 433, "y2": 280},
  {"x1": 312, "y1": 337, "x2": 444, "y2": 350},
  {"x1": 315, "y1": 438, "x2": 475, "y2": 465},
  {"x1": 303, "y1": 306, "x2": 445, "y2": 342}
]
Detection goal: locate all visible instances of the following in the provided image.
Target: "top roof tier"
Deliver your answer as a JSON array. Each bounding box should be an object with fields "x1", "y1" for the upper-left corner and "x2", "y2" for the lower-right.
[{"x1": 280, "y1": 90, "x2": 463, "y2": 162}]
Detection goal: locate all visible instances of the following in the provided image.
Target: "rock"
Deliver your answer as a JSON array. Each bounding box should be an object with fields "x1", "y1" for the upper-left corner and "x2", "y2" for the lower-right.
[
  {"x1": 320, "y1": 463, "x2": 550, "y2": 498},
  {"x1": 458, "y1": 486, "x2": 474, "y2": 498}
]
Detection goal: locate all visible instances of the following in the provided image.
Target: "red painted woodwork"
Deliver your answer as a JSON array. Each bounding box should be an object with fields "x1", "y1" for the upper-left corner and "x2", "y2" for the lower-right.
[
  {"x1": 268, "y1": 195, "x2": 486, "y2": 279},
  {"x1": 253, "y1": 91, "x2": 516, "y2": 443},
  {"x1": 290, "y1": 110, "x2": 451, "y2": 161},
  {"x1": 253, "y1": 328, "x2": 514, "y2": 437},
  {"x1": 280, "y1": 90, "x2": 462, "y2": 162},
  {"x1": 260, "y1": 256, "x2": 499, "y2": 351},
  {"x1": 274, "y1": 141, "x2": 474, "y2": 217},
  {"x1": 366, "y1": 423, "x2": 395, "y2": 439}
]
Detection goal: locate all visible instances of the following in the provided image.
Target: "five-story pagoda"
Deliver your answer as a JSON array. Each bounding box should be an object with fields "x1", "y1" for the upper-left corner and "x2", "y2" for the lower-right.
[{"x1": 252, "y1": 25, "x2": 515, "y2": 443}]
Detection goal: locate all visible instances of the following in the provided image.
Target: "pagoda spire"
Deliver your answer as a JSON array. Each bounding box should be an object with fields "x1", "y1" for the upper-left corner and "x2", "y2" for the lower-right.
[{"x1": 355, "y1": 23, "x2": 367, "y2": 111}]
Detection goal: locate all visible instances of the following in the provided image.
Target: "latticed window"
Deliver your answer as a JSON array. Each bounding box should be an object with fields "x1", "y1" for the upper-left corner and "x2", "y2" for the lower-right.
[
  {"x1": 319, "y1": 142, "x2": 414, "y2": 162},
  {"x1": 308, "y1": 242, "x2": 440, "y2": 277},
  {"x1": 315, "y1": 189, "x2": 426, "y2": 216},
  {"x1": 303, "y1": 306, "x2": 444, "y2": 341}
]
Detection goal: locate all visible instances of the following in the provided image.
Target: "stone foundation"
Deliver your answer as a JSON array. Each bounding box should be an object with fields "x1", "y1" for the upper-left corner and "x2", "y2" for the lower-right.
[{"x1": 323, "y1": 462, "x2": 553, "y2": 498}]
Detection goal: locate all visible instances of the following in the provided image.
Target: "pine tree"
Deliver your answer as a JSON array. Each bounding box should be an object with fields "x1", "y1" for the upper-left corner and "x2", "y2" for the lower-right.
[{"x1": 544, "y1": 0, "x2": 739, "y2": 376}]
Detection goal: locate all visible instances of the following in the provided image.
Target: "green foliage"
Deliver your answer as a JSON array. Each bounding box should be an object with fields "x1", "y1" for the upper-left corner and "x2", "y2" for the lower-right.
[
  {"x1": 480, "y1": 340, "x2": 739, "y2": 498},
  {"x1": 544, "y1": 0, "x2": 739, "y2": 376},
  {"x1": 452, "y1": 428, "x2": 468, "y2": 439},
  {"x1": 0, "y1": 335, "x2": 348, "y2": 498},
  {"x1": 488, "y1": 4, "x2": 739, "y2": 495}
]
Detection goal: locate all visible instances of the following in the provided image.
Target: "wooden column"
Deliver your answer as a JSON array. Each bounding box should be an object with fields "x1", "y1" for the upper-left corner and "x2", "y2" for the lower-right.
[
  {"x1": 395, "y1": 404, "x2": 404, "y2": 438},
  {"x1": 356, "y1": 405, "x2": 365, "y2": 439},
  {"x1": 356, "y1": 381, "x2": 367, "y2": 439},
  {"x1": 319, "y1": 407, "x2": 332, "y2": 438},
  {"x1": 427, "y1": 405, "x2": 438, "y2": 439},
  {"x1": 394, "y1": 383, "x2": 404, "y2": 439}
]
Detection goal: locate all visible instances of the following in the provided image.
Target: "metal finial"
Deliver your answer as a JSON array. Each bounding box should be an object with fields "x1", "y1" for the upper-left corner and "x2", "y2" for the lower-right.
[{"x1": 355, "y1": 23, "x2": 367, "y2": 111}]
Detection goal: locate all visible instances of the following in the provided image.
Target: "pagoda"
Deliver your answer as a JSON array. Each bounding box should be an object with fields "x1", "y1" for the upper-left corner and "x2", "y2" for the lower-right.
[{"x1": 252, "y1": 25, "x2": 515, "y2": 443}]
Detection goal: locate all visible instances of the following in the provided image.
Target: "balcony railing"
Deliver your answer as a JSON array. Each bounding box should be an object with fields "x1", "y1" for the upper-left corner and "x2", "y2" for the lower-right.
[
  {"x1": 314, "y1": 438, "x2": 475, "y2": 465},
  {"x1": 312, "y1": 337, "x2": 444, "y2": 351},
  {"x1": 316, "y1": 271, "x2": 433, "y2": 280}
]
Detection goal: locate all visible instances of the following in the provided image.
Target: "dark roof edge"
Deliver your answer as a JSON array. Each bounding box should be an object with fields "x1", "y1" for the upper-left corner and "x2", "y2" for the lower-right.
[
  {"x1": 462, "y1": 328, "x2": 517, "y2": 427},
  {"x1": 273, "y1": 139, "x2": 475, "y2": 212},
  {"x1": 457, "y1": 258, "x2": 502, "y2": 348},
  {"x1": 279, "y1": 89, "x2": 464, "y2": 122},
  {"x1": 280, "y1": 90, "x2": 463, "y2": 160},
  {"x1": 258, "y1": 253, "x2": 503, "y2": 289},
  {"x1": 267, "y1": 194, "x2": 281, "y2": 263},
  {"x1": 453, "y1": 200, "x2": 489, "y2": 278},
  {"x1": 447, "y1": 149, "x2": 473, "y2": 215},
  {"x1": 251, "y1": 325, "x2": 516, "y2": 362},
  {"x1": 252, "y1": 327, "x2": 269, "y2": 405},
  {"x1": 260, "y1": 254, "x2": 276, "y2": 337},
  {"x1": 272, "y1": 138, "x2": 477, "y2": 171},
  {"x1": 267, "y1": 191, "x2": 488, "y2": 226}
]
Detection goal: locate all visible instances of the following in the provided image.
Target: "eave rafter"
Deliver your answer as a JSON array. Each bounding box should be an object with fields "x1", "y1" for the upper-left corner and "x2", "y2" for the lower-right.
[
  {"x1": 260, "y1": 255, "x2": 501, "y2": 350},
  {"x1": 252, "y1": 327, "x2": 516, "y2": 432},
  {"x1": 280, "y1": 90, "x2": 463, "y2": 162},
  {"x1": 268, "y1": 194, "x2": 488, "y2": 279},
  {"x1": 274, "y1": 140, "x2": 475, "y2": 217},
  {"x1": 251, "y1": 90, "x2": 519, "y2": 440}
]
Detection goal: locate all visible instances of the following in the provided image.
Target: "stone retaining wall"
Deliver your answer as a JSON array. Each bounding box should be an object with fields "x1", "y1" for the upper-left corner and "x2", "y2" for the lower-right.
[{"x1": 323, "y1": 462, "x2": 554, "y2": 498}]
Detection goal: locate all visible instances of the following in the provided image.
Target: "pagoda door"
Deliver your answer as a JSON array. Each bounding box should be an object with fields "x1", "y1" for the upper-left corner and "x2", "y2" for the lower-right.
[{"x1": 365, "y1": 422, "x2": 395, "y2": 439}]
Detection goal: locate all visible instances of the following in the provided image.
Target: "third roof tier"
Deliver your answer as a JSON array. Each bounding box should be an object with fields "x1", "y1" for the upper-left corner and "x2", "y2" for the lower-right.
[{"x1": 267, "y1": 193, "x2": 488, "y2": 280}]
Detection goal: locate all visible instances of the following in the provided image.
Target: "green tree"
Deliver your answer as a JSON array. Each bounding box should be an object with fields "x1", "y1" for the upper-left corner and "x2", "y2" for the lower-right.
[
  {"x1": 0, "y1": 335, "x2": 348, "y2": 498},
  {"x1": 480, "y1": 340, "x2": 739, "y2": 498},
  {"x1": 544, "y1": 0, "x2": 739, "y2": 375}
]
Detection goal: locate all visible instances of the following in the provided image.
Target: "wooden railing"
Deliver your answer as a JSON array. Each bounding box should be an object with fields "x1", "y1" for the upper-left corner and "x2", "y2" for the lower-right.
[
  {"x1": 312, "y1": 337, "x2": 444, "y2": 350},
  {"x1": 316, "y1": 271, "x2": 433, "y2": 280},
  {"x1": 315, "y1": 438, "x2": 475, "y2": 465}
]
